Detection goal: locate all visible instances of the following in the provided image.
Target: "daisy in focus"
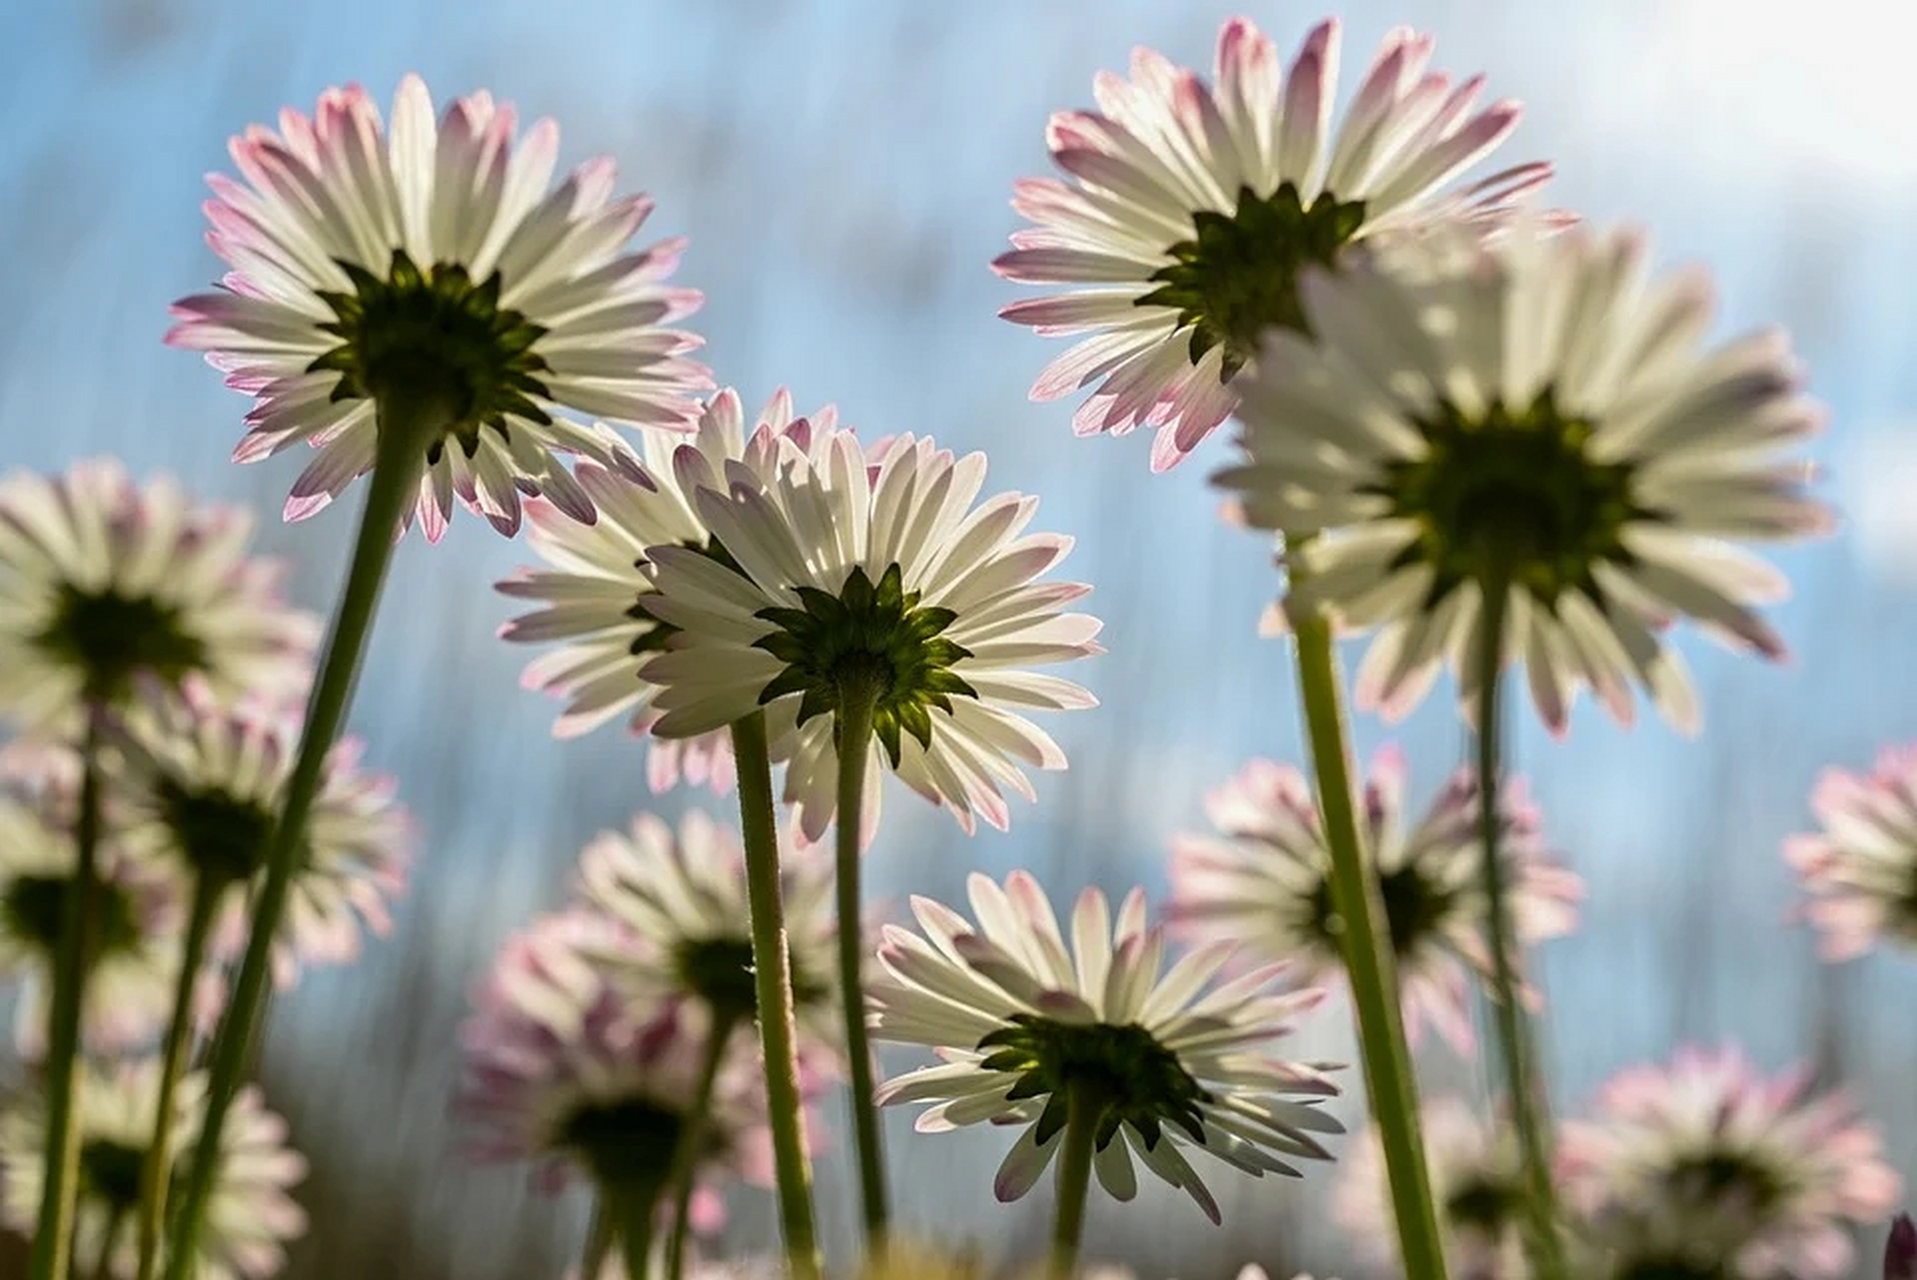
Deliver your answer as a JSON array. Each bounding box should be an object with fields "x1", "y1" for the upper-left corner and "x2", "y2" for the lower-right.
[
  {"x1": 497, "y1": 387, "x2": 828, "y2": 789},
  {"x1": 114, "y1": 682, "x2": 412, "y2": 988},
  {"x1": 0, "y1": 1059, "x2": 306, "y2": 1280},
  {"x1": 869, "y1": 871, "x2": 1343, "y2": 1223},
  {"x1": 640, "y1": 430, "x2": 1102, "y2": 839},
  {"x1": 0, "y1": 461, "x2": 316, "y2": 732},
  {"x1": 1170, "y1": 748, "x2": 1579, "y2": 1053},
  {"x1": 1785, "y1": 745, "x2": 1917, "y2": 961},
  {"x1": 573, "y1": 808, "x2": 839, "y2": 1059},
  {"x1": 1336, "y1": 1098, "x2": 1529, "y2": 1279},
  {"x1": 1216, "y1": 220, "x2": 1829, "y2": 734},
  {"x1": 1559, "y1": 1047, "x2": 1900, "y2": 1280},
  {"x1": 997, "y1": 15, "x2": 1548, "y2": 470},
  {"x1": 169, "y1": 76, "x2": 711, "y2": 539}
]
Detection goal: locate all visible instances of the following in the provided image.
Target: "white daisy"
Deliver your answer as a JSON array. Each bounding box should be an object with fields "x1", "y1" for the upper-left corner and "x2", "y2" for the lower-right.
[
  {"x1": 0, "y1": 1059, "x2": 306, "y2": 1280},
  {"x1": 869, "y1": 871, "x2": 1343, "y2": 1224},
  {"x1": 1783, "y1": 744, "x2": 1917, "y2": 962},
  {"x1": 496, "y1": 387, "x2": 827, "y2": 786},
  {"x1": 1170, "y1": 747, "x2": 1580, "y2": 1055},
  {"x1": 639, "y1": 430, "x2": 1102, "y2": 839},
  {"x1": 1216, "y1": 219, "x2": 1830, "y2": 734},
  {"x1": 1336, "y1": 1097, "x2": 1529, "y2": 1279},
  {"x1": 0, "y1": 460, "x2": 316, "y2": 733},
  {"x1": 997, "y1": 16, "x2": 1548, "y2": 470},
  {"x1": 113, "y1": 682, "x2": 412, "y2": 989},
  {"x1": 573, "y1": 808, "x2": 840, "y2": 1062},
  {"x1": 1559, "y1": 1047, "x2": 1901, "y2": 1280},
  {"x1": 168, "y1": 75, "x2": 711, "y2": 540}
]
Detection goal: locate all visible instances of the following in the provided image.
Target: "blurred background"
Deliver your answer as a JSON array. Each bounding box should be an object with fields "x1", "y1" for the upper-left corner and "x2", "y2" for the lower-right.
[{"x1": 3, "y1": 0, "x2": 1917, "y2": 1275}]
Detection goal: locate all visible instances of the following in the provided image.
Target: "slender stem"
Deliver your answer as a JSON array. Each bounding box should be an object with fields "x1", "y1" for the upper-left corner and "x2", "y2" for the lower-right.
[
  {"x1": 1048, "y1": 1086, "x2": 1100, "y2": 1280},
  {"x1": 728, "y1": 712, "x2": 822, "y2": 1280},
  {"x1": 1473, "y1": 580, "x2": 1568, "y2": 1280},
  {"x1": 1290, "y1": 605, "x2": 1449, "y2": 1280},
  {"x1": 833, "y1": 683, "x2": 890, "y2": 1246},
  {"x1": 136, "y1": 875, "x2": 220, "y2": 1280},
  {"x1": 91, "y1": 1207, "x2": 126, "y2": 1280},
  {"x1": 581, "y1": 1201, "x2": 617, "y2": 1280},
  {"x1": 29, "y1": 704, "x2": 105, "y2": 1280},
  {"x1": 614, "y1": 1180, "x2": 662, "y2": 1280},
  {"x1": 164, "y1": 397, "x2": 434, "y2": 1280},
  {"x1": 663, "y1": 1010, "x2": 738, "y2": 1280}
]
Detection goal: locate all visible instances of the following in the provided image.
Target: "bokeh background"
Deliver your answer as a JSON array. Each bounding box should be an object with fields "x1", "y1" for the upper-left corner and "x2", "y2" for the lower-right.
[{"x1": 3, "y1": 0, "x2": 1917, "y2": 1275}]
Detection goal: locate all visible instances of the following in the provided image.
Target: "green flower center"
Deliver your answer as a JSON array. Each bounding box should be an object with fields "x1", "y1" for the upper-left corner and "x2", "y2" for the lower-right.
[
  {"x1": 1663, "y1": 1150, "x2": 1786, "y2": 1214},
  {"x1": 674, "y1": 935, "x2": 828, "y2": 1023},
  {"x1": 557, "y1": 1098, "x2": 687, "y2": 1192},
  {"x1": 1310, "y1": 861, "x2": 1457, "y2": 958},
  {"x1": 78, "y1": 1138, "x2": 152, "y2": 1211},
  {"x1": 1614, "y1": 1263, "x2": 1731, "y2": 1280},
  {"x1": 311, "y1": 249, "x2": 551, "y2": 461},
  {"x1": 976, "y1": 1014, "x2": 1210, "y2": 1152},
  {"x1": 35, "y1": 586, "x2": 208, "y2": 703},
  {"x1": 1139, "y1": 181, "x2": 1368, "y2": 379},
  {"x1": 1445, "y1": 1172, "x2": 1525, "y2": 1234},
  {"x1": 154, "y1": 780, "x2": 276, "y2": 888},
  {"x1": 1, "y1": 874, "x2": 142, "y2": 964},
  {"x1": 1374, "y1": 389, "x2": 1648, "y2": 608},
  {"x1": 753, "y1": 564, "x2": 977, "y2": 767}
]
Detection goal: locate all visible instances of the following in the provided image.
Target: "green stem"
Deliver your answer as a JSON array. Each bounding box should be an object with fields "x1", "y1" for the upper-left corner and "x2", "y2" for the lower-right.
[
  {"x1": 1473, "y1": 581, "x2": 1568, "y2": 1280},
  {"x1": 164, "y1": 396, "x2": 434, "y2": 1280},
  {"x1": 136, "y1": 875, "x2": 220, "y2": 1280},
  {"x1": 581, "y1": 1201, "x2": 616, "y2": 1280},
  {"x1": 29, "y1": 703, "x2": 105, "y2": 1280},
  {"x1": 1047, "y1": 1086, "x2": 1100, "y2": 1280},
  {"x1": 1290, "y1": 604, "x2": 1449, "y2": 1280},
  {"x1": 728, "y1": 712, "x2": 822, "y2": 1280},
  {"x1": 91, "y1": 1206, "x2": 126, "y2": 1280},
  {"x1": 662, "y1": 1009, "x2": 739, "y2": 1280},
  {"x1": 833, "y1": 683, "x2": 890, "y2": 1247},
  {"x1": 614, "y1": 1180, "x2": 662, "y2": 1280}
]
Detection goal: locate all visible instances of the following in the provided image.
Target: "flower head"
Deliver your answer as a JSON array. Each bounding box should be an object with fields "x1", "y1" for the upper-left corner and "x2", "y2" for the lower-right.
[
  {"x1": 1560, "y1": 1047, "x2": 1901, "y2": 1280},
  {"x1": 169, "y1": 76, "x2": 711, "y2": 540},
  {"x1": 1217, "y1": 220, "x2": 1829, "y2": 734},
  {"x1": 870, "y1": 871, "x2": 1342, "y2": 1224},
  {"x1": 1171, "y1": 748, "x2": 1579, "y2": 1053},
  {"x1": 114, "y1": 682, "x2": 412, "y2": 987},
  {"x1": 997, "y1": 16, "x2": 1547, "y2": 470},
  {"x1": 0, "y1": 1059, "x2": 306, "y2": 1280},
  {"x1": 1336, "y1": 1098, "x2": 1528, "y2": 1278},
  {"x1": 1785, "y1": 746, "x2": 1917, "y2": 962},
  {"x1": 0, "y1": 461, "x2": 315, "y2": 732},
  {"x1": 641, "y1": 431, "x2": 1101, "y2": 839},
  {"x1": 497, "y1": 387, "x2": 826, "y2": 787}
]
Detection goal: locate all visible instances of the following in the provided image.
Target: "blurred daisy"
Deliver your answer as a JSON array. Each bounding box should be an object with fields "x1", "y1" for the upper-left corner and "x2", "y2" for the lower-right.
[
  {"x1": 169, "y1": 75, "x2": 711, "y2": 540},
  {"x1": 114, "y1": 683, "x2": 412, "y2": 988},
  {"x1": 1785, "y1": 745, "x2": 1917, "y2": 961},
  {"x1": 0, "y1": 460, "x2": 316, "y2": 732},
  {"x1": 1336, "y1": 1098, "x2": 1528, "y2": 1279},
  {"x1": 1170, "y1": 748, "x2": 1580, "y2": 1054},
  {"x1": 497, "y1": 387, "x2": 826, "y2": 787},
  {"x1": 1559, "y1": 1047, "x2": 1901, "y2": 1280},
  {"x1": 641, "y1": 431, "x2": 1101, "y2": 839},
  {"x1": 458, "y1": 910, "x2": 804, "y2": 1233},
  {"x1": 997, "y1": 16, "x2": 1547, "y2": 470},
  {"x1": 1217, "y1": 220, "x2": 1829, "y2": 734},
  {"x1": 0, "y1": 1058, "x2": 306, "y2": 1280},
  {"x1": 574, "y1": 808, "x2": 839, "y2": 1059},
  {"x1": 869, "y1": 871, "x2": 1343, "y2": 1224}
]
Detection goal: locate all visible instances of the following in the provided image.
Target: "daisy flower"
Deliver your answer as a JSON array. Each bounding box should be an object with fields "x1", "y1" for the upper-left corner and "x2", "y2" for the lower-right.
[
  {"x1": 1559, "y1": 1047, "x2": 1901, "y2": 1280},
  {"x1": 168, "y1": 75, "x2": 711, "y2": 540},
  {"x1": 1170, "y1": 748, "x2": 1580, "y2": 1054},
  {"x1": 0, "y1": 766, "x2": 184, "y2": 1053},
  {"x1": 996, "y1": 15, "x2": 1548, "y2": 470},
  {"x1": 458, "y1": 910, "x2": 805, "y2": 1232},
  {"x1": 574, "y1": 808, "x2": 839, "y2": 1059},
  {"x1": 1784, "y1": 745, "x2": 1917, "y2": 962},
  {"x1": 1216, "y1": 219, "x2": 1830, "y2": 734},
  {"x1": 869, "y1": 871, "x2": 1343, "y2": 1224},
  {"x1": 0, "y1": 460, "x2": 316, "y2": 732},
  {"x1": 0, "y1": 1059, "x2": 306, "y2": 1280},
  {"x1": 640, "y1": 430, "x2": 1102, "y2": 839},
  {"x1": 497, "y1": 387, "x2": 827, "y2": 787},
  {"x1": 113, "y1": 682, "x2": 412, "y2": 988},
  {"x1": 1336, "y1": 1098, "x2": 1528, "y2": 1279}
]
